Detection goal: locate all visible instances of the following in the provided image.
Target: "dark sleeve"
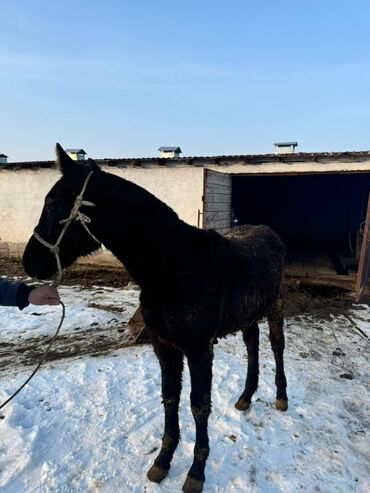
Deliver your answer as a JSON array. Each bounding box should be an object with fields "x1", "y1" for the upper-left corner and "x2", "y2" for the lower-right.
[
  {"x1": 16, "y1": 284, "x2": 36, "y2": 310},
  {"x1": 0, "y1": 278, "x2": 35, "y2": 310}
]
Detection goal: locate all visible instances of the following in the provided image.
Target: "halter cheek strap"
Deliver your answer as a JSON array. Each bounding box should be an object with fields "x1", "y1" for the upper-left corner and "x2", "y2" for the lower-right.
[{"x1": 33, "y1": 171, "x2": 101, "y2": 286}]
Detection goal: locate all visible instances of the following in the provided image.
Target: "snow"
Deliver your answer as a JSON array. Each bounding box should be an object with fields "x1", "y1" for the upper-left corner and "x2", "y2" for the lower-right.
[
  {"x1": 0, "y1": 284, "x2": 369, "y2": 493},
  {"x1": 0, "y1": 284, "x2": 139, "y2": 342}
]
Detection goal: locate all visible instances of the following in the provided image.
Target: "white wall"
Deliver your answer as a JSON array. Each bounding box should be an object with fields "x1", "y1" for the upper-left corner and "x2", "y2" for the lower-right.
[
  {"x1": 222, "y1": 160, "x2": 370, "y2": 174},
  {"x1": 0, "y1": 166, "x2": 204, "y2": 260},
  {"x1": 0, "y1": 169, "x2": 59, "y2": 257},
  {"x1": 110, "y1": 166, "x2": 204, "y2": 226}
]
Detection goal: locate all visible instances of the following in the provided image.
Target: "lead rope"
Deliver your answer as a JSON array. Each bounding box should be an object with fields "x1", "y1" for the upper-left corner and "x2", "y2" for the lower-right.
[{"x1": 0, "y1": 173, "x2": 99, "y2": 413}]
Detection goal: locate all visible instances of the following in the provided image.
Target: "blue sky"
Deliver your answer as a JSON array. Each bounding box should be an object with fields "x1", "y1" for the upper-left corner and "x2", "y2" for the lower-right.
[{"x1": 1, "y1": 0, "x2": 370, "y2": 161}]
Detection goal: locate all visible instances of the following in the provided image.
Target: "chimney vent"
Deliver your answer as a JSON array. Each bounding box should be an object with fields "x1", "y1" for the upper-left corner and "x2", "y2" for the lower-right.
[
  {"x1": 273, "y1": 142, "x2": 298, "y2": 154},
  {"x1": 66, "y1": 148, "x2": 87, "y2": 161},
  {"x1": 158, "y1": 146, "x2": 182, "y2": 159}
]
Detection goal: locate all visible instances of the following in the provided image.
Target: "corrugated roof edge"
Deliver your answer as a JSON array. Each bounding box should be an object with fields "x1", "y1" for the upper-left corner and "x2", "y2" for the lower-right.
[{"x1": 3, "y1": 150, "x2": 370, "y2": 170}]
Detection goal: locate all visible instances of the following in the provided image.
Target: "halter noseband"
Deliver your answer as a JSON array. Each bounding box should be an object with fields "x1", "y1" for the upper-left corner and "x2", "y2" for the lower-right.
[{"x1": 33, "y1": 171, "x2": 101, "y2": 286}]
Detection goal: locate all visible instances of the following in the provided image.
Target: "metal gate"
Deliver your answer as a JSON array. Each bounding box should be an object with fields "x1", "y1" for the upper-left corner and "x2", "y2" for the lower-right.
[
  {"x1": 202, "y1": 169, "x2": 232, "y2": 234},
  {"x1": 355, "y1": 192, "x2": 370, "y2": 301}
]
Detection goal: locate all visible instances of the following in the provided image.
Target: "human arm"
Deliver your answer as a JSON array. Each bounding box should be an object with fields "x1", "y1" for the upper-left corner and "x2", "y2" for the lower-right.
[{"x1": 0, "y1": 279, "x2": 59, "y2": 309}]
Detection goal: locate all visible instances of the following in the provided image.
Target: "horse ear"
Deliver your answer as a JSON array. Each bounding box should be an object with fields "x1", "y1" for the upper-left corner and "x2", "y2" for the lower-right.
[{"x1": 55, "y1": 143, "x2": 76, "y2": 175}]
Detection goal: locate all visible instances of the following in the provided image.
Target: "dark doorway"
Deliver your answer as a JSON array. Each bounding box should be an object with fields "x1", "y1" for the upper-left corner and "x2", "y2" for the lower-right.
[{"x1": 232, "y1": 172, "x2": 370, "y2": 278}]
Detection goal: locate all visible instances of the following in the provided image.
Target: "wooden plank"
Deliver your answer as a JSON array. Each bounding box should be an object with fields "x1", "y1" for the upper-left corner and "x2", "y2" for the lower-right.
[
  {"x1": 203, "y1": 169, "x2": 232, "y2": 231},
  {"x1": 294, "y1": 277, "x2": 355, "y2": 291},
  {"x1": 205, "y1": 182, "x2": 231, "y2": 189},
  {"x1": 355, "y1": 192, "x2": 370, "y2": 301},
  {"x1": 204, "y1": 202, "x2": 232, "y2": 212},
  {"x1": 206, "y1": 219, "x2": 231, "y2": 229},
  {"x1": 286, "y1": 270, "x2": 356, "y2": 291},
  {"x1": 205, "y1": 186, "x2": 231, "y2": 195},
  {"x1": 286, "y1": 270, "x2": 356, "y2": 282},
  {"x1": 205, "y1": 181, "x2": 231, "y2": 190},
  {"x1": 205, "y1": 188, "x2": 231, "y2": 197},
  {"x1": 204, "y1": 193, "x2": 231, "y2": 204},
  {"x1": 206, "y1": 171, "x2": 231, "y2": 186},
  {"x1": 204, "y1": 211, "x2": 231, "y2": 222}
]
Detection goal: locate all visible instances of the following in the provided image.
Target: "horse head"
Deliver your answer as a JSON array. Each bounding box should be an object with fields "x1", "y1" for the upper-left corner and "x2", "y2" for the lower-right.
[{"x1": 23, "y1": 144, "x2": 102, "y2": 280}]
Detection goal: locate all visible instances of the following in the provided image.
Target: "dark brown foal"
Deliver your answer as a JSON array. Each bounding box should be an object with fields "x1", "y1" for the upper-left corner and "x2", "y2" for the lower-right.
[{"x1": 23, "y1": 147, "x2": 288, "y2": 493}]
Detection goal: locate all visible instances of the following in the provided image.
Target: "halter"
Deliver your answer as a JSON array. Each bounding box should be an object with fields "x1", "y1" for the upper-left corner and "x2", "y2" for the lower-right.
[{"x1": 33, "y1": 171, "x2": 101, "y2": 286}]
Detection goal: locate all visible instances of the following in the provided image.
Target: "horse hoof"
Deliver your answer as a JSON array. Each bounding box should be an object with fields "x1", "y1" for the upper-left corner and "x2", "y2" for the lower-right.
[
  {"x1": 276, "y1": 399, "x2": 288, "y2": 411},
  {"x1": 182, "y1": 475, "x2": 204, "y2": 493},
  {"x1": 147, "y1": 464, "x2": 168, "y2": 483},
  {"x1": 234, "y1": 397, "x2": 251, "y2": 411}
]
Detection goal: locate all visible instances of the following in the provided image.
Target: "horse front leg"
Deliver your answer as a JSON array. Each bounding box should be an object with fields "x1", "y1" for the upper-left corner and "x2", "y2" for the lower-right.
[
  {"x1": 183, "y1": 347, "x2": 214, "y2": 493},
  {"x1": 147, "y1": 336, "x2": 184, "y2": 483}
]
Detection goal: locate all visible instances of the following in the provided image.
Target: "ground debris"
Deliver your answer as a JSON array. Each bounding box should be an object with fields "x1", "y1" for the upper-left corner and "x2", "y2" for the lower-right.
[{"x1": 340, "y1": 373, "x2": 354, "y2": 380}]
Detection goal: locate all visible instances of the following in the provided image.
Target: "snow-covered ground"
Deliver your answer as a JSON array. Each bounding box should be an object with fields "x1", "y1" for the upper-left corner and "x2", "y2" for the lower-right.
[
  {"x1": 0, "y1": 284, "x2": 369, "y2": 493},
  {"x1": 0, "y1": 284, "x2": 139, "y2": 343},
  {"x1": 0, "y1": 283, "x2": 140, "y2": 373}
]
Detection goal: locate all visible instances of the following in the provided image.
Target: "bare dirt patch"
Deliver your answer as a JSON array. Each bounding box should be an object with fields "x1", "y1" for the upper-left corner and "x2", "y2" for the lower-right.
[
  {"x1": 0, "y1": 324, "x2": 141, "y2": 374},
  {"x1": 0, "y1": 257, "x2": 132, "y2": 288},
  {"x1": 284, "y1": 281, "x2": 370, "y2": 319}
]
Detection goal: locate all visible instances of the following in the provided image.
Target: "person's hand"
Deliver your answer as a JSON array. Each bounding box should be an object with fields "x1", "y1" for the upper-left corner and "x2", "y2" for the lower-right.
[{"x1": 28, "y1": 286, "x2": 60, "y2": 306}]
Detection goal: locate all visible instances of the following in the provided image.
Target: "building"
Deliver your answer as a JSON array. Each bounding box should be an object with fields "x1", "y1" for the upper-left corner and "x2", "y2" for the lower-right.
[
  {"x1": 0, "y1": 154, "x2": 8, "y2": 164},
  {"x1": 0, "y1": 149, "x2": 369, "y2": 298}
]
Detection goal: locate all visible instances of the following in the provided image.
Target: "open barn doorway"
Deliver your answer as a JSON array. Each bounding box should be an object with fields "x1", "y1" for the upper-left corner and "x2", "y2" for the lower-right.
[
  {"x1": 231, "y1": 172, "x2": 370, "y2": 297},
  {"x1": 202, "y1": 168, "x2": 370, "y2": 298}
]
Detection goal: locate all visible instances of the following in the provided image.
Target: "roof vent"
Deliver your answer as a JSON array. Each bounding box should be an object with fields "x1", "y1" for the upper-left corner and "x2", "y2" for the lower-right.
[
  {"x1": 0, "y1": 154, "x2": 8, "y2": 164},
  {"x1": 273, "y1": 142, "x2": 298, "y2": 154},
  {"x1": 66, "y1": 148, "x2": 86, "y2": 161},
  {"x1": 158, "y1": 146, "x2": 182, "y2": 159}
]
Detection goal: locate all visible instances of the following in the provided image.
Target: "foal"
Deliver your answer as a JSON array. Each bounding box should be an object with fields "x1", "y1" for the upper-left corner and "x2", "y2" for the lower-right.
[{"x1": 23, "y1": 144, "x2": 288, "y2": 493}]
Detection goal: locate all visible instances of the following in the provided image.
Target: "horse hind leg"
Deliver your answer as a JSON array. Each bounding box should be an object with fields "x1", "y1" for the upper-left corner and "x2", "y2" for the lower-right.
[
  {"x1": 267, "y1": 297, "x2": 288, "y2": 411},
  {"x1": 235, "y1": 322, "x2": 260, "y2": 411}
]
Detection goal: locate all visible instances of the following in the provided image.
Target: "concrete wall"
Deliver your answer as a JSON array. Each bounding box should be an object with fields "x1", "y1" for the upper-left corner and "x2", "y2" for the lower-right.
[
  {"x1": 219, "y1": 159, "x2": 370, "y2": 175},
  {"x1": 0, "y1": 169, "x2": 59, "y2": 258},
  {"x1": 0, "y1": 166, "x2": 204, "y2": 261},
  {"x1": 111, "y1": 166, "x2": 204, "y2": 226}
]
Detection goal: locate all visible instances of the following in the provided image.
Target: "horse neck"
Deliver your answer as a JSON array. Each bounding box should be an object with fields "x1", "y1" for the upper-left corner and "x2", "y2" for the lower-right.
[{"x1": 91, "y1": 171, "x2": 190, "y2": 287}]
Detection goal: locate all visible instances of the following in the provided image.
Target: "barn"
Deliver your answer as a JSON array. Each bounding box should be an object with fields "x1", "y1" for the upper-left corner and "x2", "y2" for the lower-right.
[{"x1": 0, "y1": 148, "x2": 369, "y2": 299}]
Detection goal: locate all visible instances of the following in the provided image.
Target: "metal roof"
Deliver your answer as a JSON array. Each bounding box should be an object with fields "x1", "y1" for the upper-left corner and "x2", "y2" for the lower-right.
[
  {"x1": 3, "y1": 150, "x2": 370, "y2": 170},
  {"x1": 0, "y1": 154, "x2": 8, "y2": 158}
]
